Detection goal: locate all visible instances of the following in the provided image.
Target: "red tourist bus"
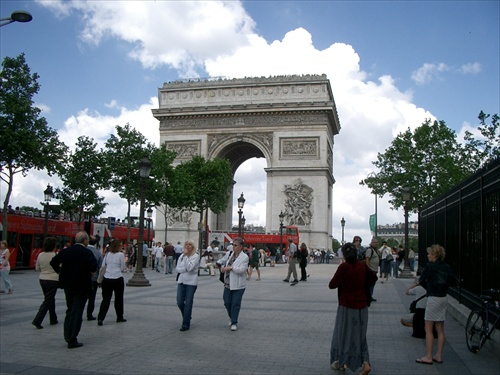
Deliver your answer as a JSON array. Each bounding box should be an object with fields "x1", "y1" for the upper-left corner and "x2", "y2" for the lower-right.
[
  {"x1": 0, "y1": 213, "x2": 154, "y2": 270},
  {"x1": 208, "y1": 226, "x2": 299, "y2": 251}
]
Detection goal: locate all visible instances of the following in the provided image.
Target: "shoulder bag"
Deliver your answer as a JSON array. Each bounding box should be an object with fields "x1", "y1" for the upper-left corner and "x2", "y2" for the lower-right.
[
  {"x1": 409, "y1": 294, "x2": 427, "y2": 313},
  {"x1": 97, "y1": 254, "x2": 107, "y2": 284}
]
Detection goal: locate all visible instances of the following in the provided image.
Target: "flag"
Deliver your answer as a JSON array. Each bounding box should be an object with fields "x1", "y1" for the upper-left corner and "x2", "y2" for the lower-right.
[{"x1": 369, "y1": 214, "x2": 376, "y2": 233}]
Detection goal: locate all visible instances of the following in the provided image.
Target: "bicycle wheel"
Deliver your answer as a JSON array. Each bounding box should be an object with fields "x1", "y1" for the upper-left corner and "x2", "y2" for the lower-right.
[{"x1": 466, "y1": 310, "x2": 484, "y2": 353}]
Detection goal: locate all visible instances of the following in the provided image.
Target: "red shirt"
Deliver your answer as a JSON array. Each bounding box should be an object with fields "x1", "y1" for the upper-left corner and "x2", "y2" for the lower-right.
[{"x1": 329, "y1": 260, "x2": 376, "y2": 309}]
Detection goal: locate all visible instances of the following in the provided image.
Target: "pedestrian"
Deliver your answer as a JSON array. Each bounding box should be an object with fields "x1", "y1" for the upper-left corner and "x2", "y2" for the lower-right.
[
  {"x1": 175, "y1": 239, "x2": 199, "y2": 331},
  {"x1": 298, "y1": 242, "x2": 309, "y2": 281},
  {"x1": 363, "y1": 238, "x2": 379, "y2": 302},
  {"x1": 390, "y1": 247, "x2": 399, "y2": 278},
  {"x1": 142, "y1": 242, "x2": 148, "y2": 268},
  {"x1": 153, "y1": 242, "x2": 163, "y2": 272},
  {"x1": 269, "y1": 246, "x2": 277, "y2": 267},
  {"x1": 409, "y1": 247, "x2": 416, "y2": 272},
  {"x1": 408, "y1": 244, "x2": 459, "y2": 365},
  {"x1": 86, "y1": 235, "x2": 103, "y2": 321},
  {"x1": 379, "y1": 241, "x2": 392, "y2": 283},
  {"x1": 0, "y1": 240, "x2": 14, "y2": 294},
  {"x1": 32, "y1": 237, "x2": 60, "y2": 329},
  {"x1": 216, "y1": 237, "x2": 249, "y2": 331},
  {"x1": 163, "y1": 242, "x2": 175, "y2": 274},
  {"x1": 97, "y1": 239, "x2": 127, "y2": 326},
  {"x1": 247, "y1": 245, "x2": 261, "y2": 281},
  {"x1": 174, "y1": 240, "x2": 183, "y2": 266},
  {"x1": 329, "y1": 242, "x2": 376, "y2": 374},
  {"x1": 283, "y1": 238, "x2": 299, "y2": 285},
  {"x1": 50, "y1": 231, "x2": 97, "y2": 349},
  {"x1": 200, "y1": 250, "x2": 216, "y2": 276}
]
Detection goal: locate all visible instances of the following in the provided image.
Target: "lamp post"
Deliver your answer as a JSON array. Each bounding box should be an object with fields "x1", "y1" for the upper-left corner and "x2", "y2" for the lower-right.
[
  {"x1": 127, "y1": 157, "x2": 152, "y2": 287},
  {"x1": 368, "y1": 172, "x2": 378, "y2": 238},
  {"x1": 237, "y1": 193, "x2": 245, "y2": 237},
  {"x1": 43, "y1": 184, "x2": 53, "y2": 242},
  {"x1": 241, "y1": 216, "x2": 246, "y2": 238},
  {"x1": 341, "y1": 217, "x2": 345, "y2": 245},
  {"x1": 1, "y1": 10, "x2": 32, "y2": 27},
  {"x1": 279, "y1": 211, "x2": 285, "y2": 259},
  {"x1": 146, "y1": 207, "x2": 153, "y2": 247},
  {"x1": 400, "y1": 187, "x2": 413, "y2": 278}
]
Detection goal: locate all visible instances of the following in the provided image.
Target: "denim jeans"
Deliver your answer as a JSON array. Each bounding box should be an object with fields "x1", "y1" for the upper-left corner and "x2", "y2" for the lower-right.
[
  {"x1": 177, "y1": 283, "x2": 197, "y2": 329},
  {"x1": 223, "y1": 288, "x2": 245, "y2": 325},
  {"x1": 0, "y1": 269, "x2": 13, "y2": 290},
  {"x1": 165, "y1": 256, "x2": 173, "y2": 274}
]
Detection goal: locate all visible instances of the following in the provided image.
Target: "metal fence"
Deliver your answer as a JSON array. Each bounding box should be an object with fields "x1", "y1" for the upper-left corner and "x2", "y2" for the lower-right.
[{"x1": 419, "y1": 158, "x2": 500, "y2": 311}]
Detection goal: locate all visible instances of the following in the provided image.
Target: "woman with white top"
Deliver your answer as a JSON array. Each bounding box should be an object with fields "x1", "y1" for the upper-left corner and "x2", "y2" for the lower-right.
[
  {"x1": 32, "y1": 237, "x2": 60, "y2": 329},
  {"x1": 216, "y1": 237, "x2": 249, "y2": 331},
  {"x1": 97, "y1": 239, "x2": 126, "y2": 326},
  {"x1": 176, "y1": 239, "x2": 200, "y2": 331},
  {"x1": 0, "y1": 240, "x2": 13, "y2": 294}
]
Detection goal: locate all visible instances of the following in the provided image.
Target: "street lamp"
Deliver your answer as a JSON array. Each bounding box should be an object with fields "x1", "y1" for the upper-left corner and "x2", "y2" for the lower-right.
[
  {"x1": 127, "y1": 157, "x2": 152, "y2": 287},
  {"x1": 1, "y1": 10, "x2": 32, "y2": 27},
  {"x1": 237, "y1": 192, "x2": 245, "y2": 237},
  {"x1": 341, "y1": 217, "x2": 345, "y2": 244},
  {"x1": 279, "y1": 211, "x2": 285, "y2": 256},
  {"x1": 400, "y1": 186, "x2": 413, "y2": 278},
  {"x1": 43, "y1": 184, "x2": 53, "y2": 242},
  {"x1": 146, "y1": 207, "x2": 153, "y2": 247},
  {"x1": 241, "y1": 216, "x2": 246, "y2": 238}
]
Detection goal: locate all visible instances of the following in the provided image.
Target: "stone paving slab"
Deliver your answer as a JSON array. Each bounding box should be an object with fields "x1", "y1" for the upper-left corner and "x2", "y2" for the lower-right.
[{"x1": 1, "y1": 263, "x2": 499, "y2": 375}]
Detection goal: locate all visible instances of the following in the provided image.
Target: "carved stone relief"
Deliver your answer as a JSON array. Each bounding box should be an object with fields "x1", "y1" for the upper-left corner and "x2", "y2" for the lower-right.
[
  {"x1": 283, "y1": 179, "x2": 314, "y2": 227},
  {"x1": 159, "y1": 113, "x2": 329, "y2": 130},
  {"x1": 166, "y1": 206, "x2": 193, "y2": 226},
  {"x1": 281, "y1": 138, "x2": 319, "y2": 159},
  {"x1": 165, "y1": 141, "x2": 201, "y2": 159}
]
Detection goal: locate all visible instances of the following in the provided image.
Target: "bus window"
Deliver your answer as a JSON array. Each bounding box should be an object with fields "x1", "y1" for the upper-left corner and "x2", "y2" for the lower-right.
[
  {"x1": 287, "y1": 227, "x2": 298, "y2": 235},
  {"x1": 7, "y1": 231, "x2": 18, "y2": 248}
]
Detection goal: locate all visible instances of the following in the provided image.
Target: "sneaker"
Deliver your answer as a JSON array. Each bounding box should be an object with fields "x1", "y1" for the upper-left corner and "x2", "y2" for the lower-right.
[
  {"x1": 282, "y1": 279, "x2": 289, "y2": 282},
  {"x1": 228, "y1": 321, "x2": 232, "y2": 326},
  {"x1": 230, "y1": 324, "x2": 237, "y2": 331}
]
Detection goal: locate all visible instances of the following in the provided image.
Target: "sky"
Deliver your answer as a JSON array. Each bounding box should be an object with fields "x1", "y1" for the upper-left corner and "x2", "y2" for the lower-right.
[{"x1": 1, "y1": 0, "x2": 499, "y2": 244}]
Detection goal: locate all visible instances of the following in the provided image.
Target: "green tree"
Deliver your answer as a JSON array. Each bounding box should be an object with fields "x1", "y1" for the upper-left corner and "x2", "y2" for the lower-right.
[
  {"x1": 464, "y1": 111, "x2": 500, "y2": 168},
  {"x1": 105, "y1": 123, "x2": 155, "y2": 244},
  {"x1": 56, "y1": 136, "x2": 108, "y2": 229},
  {"x1": 174, "y1": 156, "x2": 233, "y2": 252},
  {"x1": 0, "y1": 54, "x2": 68, "y2": 240},
  {"x1": 361, "y1": 119, "x2": 478, "y2": 212},
  {"x1": 149, "y1": 144, "x2": 178, "y2": 243}
]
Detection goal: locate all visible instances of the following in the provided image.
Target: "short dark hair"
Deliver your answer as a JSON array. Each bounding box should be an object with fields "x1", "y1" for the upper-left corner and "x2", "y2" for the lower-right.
[{"x1": 43, "y1": 237, "x2": 57, "y2": 252}]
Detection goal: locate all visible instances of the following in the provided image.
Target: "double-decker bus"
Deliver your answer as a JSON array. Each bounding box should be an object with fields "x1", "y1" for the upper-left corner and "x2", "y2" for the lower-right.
[
  {"x1": 0, "y1": 213, "x2": 154, "y2": 270},
  {"x1": 208, "y1": 226, "x2": 299, "y2": 251}
]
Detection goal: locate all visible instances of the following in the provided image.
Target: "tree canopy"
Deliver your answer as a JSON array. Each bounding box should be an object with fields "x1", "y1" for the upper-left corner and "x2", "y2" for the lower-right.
[
  {"x1": 56, "y1": 136, "x2": 109, "y2": 229},
  {"x1": 0, "y1": 53, "x2": 67, "y2": 240},
  {"x1": 361, "y1": 118, "x2": 481, "y2": 212}
]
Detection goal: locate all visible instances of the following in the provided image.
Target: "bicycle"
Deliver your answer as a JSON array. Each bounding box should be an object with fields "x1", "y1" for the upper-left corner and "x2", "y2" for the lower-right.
[{"x1": 465, "y1": 288, "x2": 500, "y2": 353}]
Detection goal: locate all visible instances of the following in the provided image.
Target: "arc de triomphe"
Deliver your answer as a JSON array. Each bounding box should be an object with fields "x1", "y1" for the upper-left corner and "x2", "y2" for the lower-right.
[{"x1": 152, "y1": 74, "x2": 341, "y2": 250}]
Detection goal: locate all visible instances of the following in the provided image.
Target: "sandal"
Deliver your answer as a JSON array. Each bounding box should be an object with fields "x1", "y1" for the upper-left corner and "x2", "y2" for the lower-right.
[
  {"x1": 330, "y1": 361, "x2": 346, "y2": 371},
  {"x1": 360, "y1": 361, "x2": 371, "y2": 375}
]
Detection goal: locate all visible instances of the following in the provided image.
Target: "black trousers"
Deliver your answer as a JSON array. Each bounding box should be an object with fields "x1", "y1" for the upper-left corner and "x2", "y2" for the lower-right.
[
  {"x1": 299, "y1": 263, "x2": 307, "y2": 280},
  {"x1": 63, "y1": 289, "x2": 88, "y2": 344},
  {"x1": 98, "y1": 277, "x2": 124, "y2": 321},
  {"x1": 33, "y1": 279, "x2": 59, "y2": 325},
  {"x1": 87, "y1": 280, "x2": 98, "y2": 318}
]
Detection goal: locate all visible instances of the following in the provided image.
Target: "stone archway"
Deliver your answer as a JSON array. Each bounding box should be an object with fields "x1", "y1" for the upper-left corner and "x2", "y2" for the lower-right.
[{"x1": 152, "y1": 74, "x2": 341, "y2": 250}]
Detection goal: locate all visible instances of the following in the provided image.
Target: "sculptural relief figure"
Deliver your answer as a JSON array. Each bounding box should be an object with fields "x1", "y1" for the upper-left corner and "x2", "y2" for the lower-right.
[
  {"x1": 283, "y1": 179, "x2": 313, "y2": 227},
  {"x1": 166, "y1": 207, "x2": 192, "y2": 226}
]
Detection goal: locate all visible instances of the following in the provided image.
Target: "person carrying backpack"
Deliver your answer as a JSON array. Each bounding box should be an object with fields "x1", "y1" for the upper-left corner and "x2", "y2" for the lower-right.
[{"x1": 363, "y1": 238, "x2": 380, "y2": 302}]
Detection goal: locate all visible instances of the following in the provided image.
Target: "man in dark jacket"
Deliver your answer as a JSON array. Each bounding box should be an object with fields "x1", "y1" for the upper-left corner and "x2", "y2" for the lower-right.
[{"x1": 50, "y1": 231, "x2": 97, "y2": 349}]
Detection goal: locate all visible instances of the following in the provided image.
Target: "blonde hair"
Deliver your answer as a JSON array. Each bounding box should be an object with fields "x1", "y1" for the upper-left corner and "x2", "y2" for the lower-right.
[
  {"x1": 427, "y1": 244, "x2": 445, "y2": 261},
  {"x1": 184, "y1": 239, "x2": 196, "y2": 255}
]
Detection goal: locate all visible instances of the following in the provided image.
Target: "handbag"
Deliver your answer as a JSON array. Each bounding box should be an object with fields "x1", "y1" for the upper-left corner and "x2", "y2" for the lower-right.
[
  {"x1": 97, "y1": 255, "x2": 107, "y2": 284},
  {"x1": 385, "y1": 254, "x2": 393, "y2": 262},
  {"x1": 219, "y1": 251, "x2": 232, "y2": 283},
  {"x1": 409, "y1": 294, "x2": 427, "y2": 313}
]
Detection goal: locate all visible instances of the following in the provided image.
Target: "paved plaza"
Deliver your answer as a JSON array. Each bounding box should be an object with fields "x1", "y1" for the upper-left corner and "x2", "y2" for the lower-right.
[{"x1": 1, "y1": 262, "x2": 499, "y2": 375}]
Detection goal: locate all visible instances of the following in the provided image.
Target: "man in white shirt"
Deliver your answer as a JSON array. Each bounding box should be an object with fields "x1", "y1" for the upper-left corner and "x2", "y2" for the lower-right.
[{"x1": 153, "y1": 242, "x2": 163, "y2": 273}]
